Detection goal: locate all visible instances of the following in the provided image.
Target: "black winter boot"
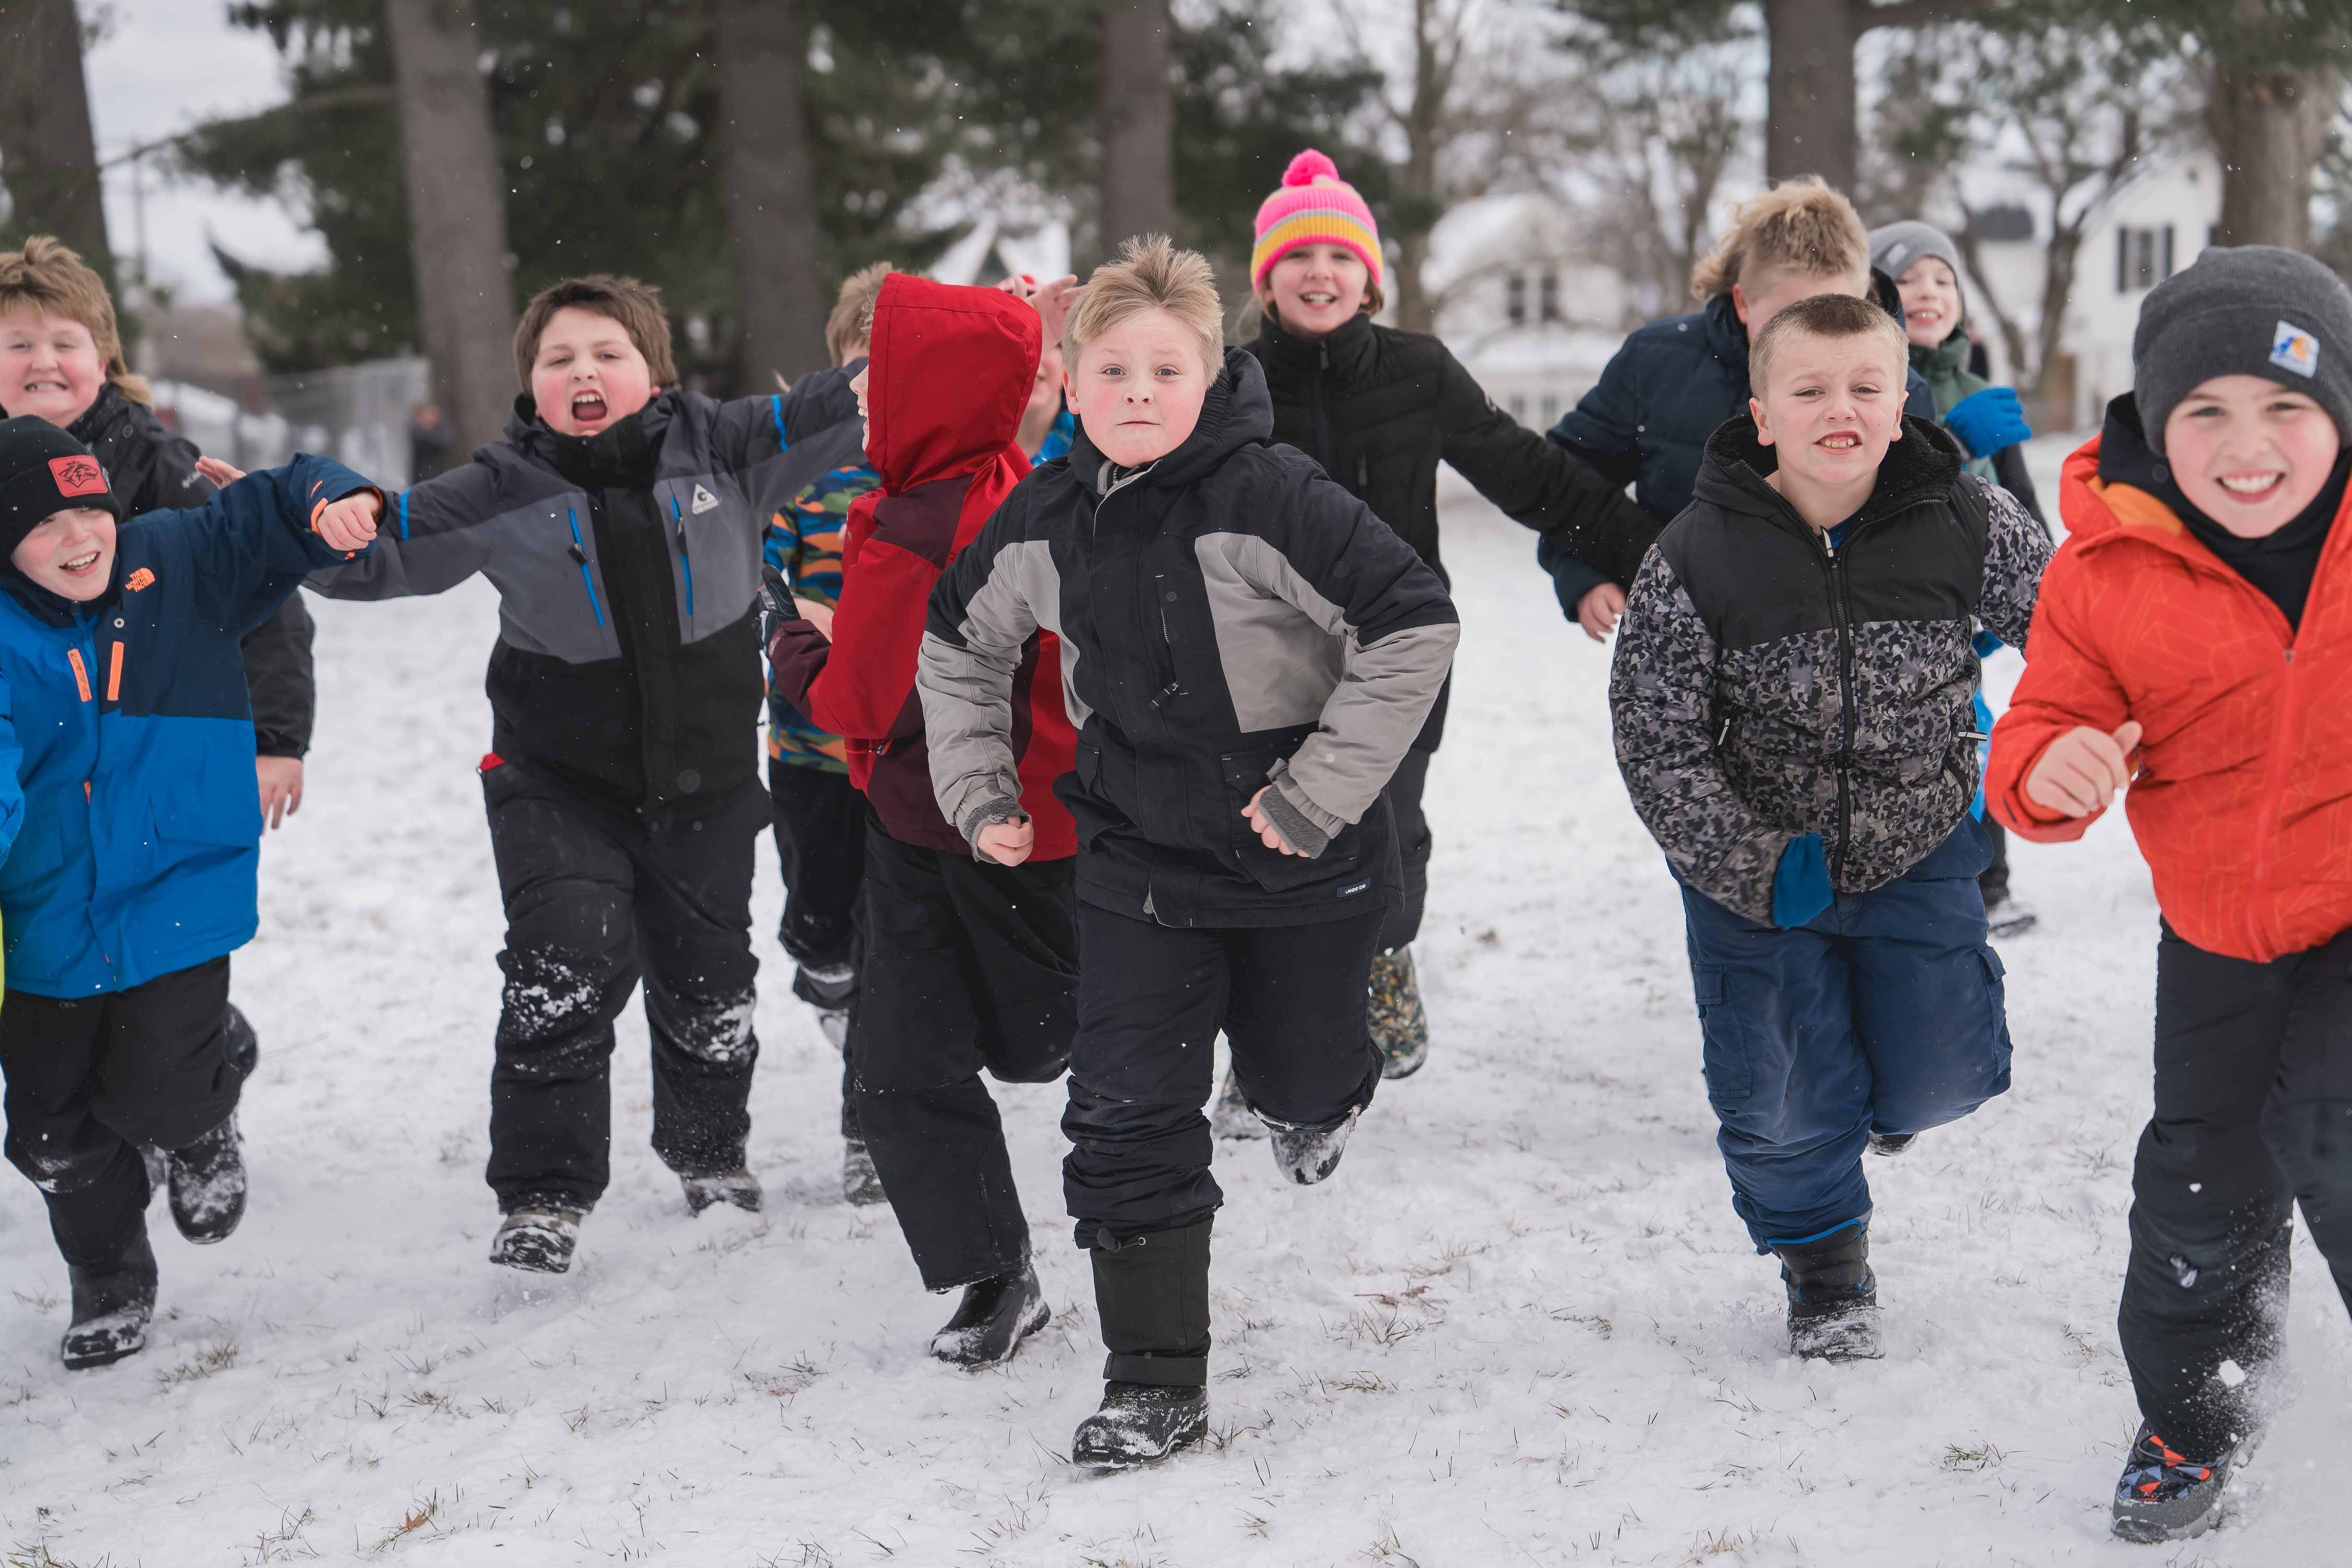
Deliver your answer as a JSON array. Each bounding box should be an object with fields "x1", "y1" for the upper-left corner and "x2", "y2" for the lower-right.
[
  {"x1": 929, "y1": 1263, "x2": 1050, "y2": 1368},
  {"x1": 168, "y1": 1114, "x2": 247, "y2": 1244},
  {"x1": 490, "y1": 1207, "x2": 584, "y2": 1273},
  {"x1": 1771, "y1": 1221, "x2": 1882, "y2": 1361},
  {"x1": 1266, "y1": 1106, "x2": 1361, "y2": 1185},
  {"x1": 2112, "y1": 1422, "x2": 2245, "y2": 1542},
  {"x1": 681, "y1": 1168, "x2": 762, "y2": 1215},
  {"x1": 62, "y1": 1231, "x2": 158, "y2": 1370},
  {"x1": 1075, "y1": 1220, "x2": 1212, "y2": 1467}
]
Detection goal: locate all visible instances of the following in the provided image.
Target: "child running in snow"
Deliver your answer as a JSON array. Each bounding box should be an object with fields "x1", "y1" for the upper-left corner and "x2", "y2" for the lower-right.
[
  {"x1": 1610, "y1": 292, "x2": 2048, "y2": 1362},
  {"x1": 1230, "y1": 148, "x2": 1662, "y2": 1088},
  {"x1": 919, "y1": 237, "x2": 1457, "y2": 1466},
  {"x1": 765, "y1": 271, "x2": 1081, "y2": 1369},
  {"x1": 0, "y1": 417, "x2": 378, "y2": 1369},
  {"x1": 1985, "y1": 247, "x2": 2352, "y2": 1544},
  {"x1": 1867, "y1": 220, "x2": 2049, "y2": 939},
  {"x1": 763, "y1": 261, "x2": 889, "y2": 1204},
  {"x1": 309, "y1": 274, "x2": 858, "y2": 1273}
]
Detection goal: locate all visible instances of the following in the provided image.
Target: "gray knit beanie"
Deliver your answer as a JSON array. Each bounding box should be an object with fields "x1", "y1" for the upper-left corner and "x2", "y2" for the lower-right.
[
  {"x1": 1868, "y1": 222, "x2": 1965, "y2": 295},
  {"x1": 2133, "y1": 245, "x2": 2352, "y2": 457}
]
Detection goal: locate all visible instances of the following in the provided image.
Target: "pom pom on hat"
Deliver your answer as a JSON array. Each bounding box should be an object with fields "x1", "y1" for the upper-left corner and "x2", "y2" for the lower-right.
[
  {"x1": 1284, "y1": 149, "x2": 1342, "y2": 188},
  {"x1": 1253, "y1": 148, "x2": 1383, "y2": 292}
]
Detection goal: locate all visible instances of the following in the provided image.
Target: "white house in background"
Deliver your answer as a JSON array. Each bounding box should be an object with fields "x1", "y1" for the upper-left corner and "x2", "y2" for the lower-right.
[
  {"x1": 1421, "y1": 192, "x2": 1630, "y2": 431},
  {"x1": 930, "y1": 216, "x2": 1072, "y2": 290},
  {"x1": 1963, "y1": 148, "x2": 2222, "y2": 431}
]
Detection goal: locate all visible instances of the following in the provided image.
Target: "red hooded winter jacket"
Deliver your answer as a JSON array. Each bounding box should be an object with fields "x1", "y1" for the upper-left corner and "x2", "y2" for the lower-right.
[
  {"x1": 767, "y1": 275, "x2": 1077, "y2": 858},
  {"x1": 1986, "y1": 435, "x2": 2352, "y2": 962}
]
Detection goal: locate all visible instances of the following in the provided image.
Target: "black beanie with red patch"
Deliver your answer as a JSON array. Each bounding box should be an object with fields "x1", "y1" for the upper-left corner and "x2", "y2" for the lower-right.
[{"x1": 0, "y1": 416, "x2": 122, "y2": 563}]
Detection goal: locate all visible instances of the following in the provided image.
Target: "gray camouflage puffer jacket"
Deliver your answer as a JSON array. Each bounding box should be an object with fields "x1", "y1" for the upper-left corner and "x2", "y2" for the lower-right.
[{"x1": 1610, "y1": 414, "x2": 2049, "y2": 924}]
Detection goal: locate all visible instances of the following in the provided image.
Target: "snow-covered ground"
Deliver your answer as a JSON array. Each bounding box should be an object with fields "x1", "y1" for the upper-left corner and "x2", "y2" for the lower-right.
[{"x1": 4, "y1": 436, "x2": 2345, "y2": 1566}]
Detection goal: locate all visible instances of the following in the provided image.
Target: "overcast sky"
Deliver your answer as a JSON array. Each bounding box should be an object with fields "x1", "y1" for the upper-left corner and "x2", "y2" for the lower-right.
[{"x1": 84, "y1": 0, "x2": 320, "y2": 302}]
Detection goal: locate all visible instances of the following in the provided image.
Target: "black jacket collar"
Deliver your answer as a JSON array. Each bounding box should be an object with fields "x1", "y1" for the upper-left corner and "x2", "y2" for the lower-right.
[
  {"x1": 1067, "y1": 348, "x2": 1277, "y2": 494},
  {"x1": 1691, "y1": 412, "x2": 1964, "y2": 534},
  {"x1": 1250, "y1": 310, "x2": 1379, "y2": 387},
  {"x1": 505, "y1": 388, "x2": 676, "y2": 492}
]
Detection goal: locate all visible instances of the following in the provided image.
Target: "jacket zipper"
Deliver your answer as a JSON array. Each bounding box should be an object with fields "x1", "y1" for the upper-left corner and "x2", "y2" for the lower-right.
[
  {"x1": 1311, "y1": 341, "x2": 1335, "y2": 478},
  {"x1": 566, "y1": 507, "x2": 606, "y2": 627},
  {"x1": 2248, "y1": 641, "x2": 2302, "y2": 958},
  {"x1": 1820, "y1": 527, "x2": 1858, "y2": 883},
  {"x1": 670, "y1": 495, "x2": 696, "y2": 619}
]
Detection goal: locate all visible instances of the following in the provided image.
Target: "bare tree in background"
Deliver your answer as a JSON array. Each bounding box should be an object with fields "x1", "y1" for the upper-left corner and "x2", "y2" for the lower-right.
[
  {"x1": 384, "y1": 0, "x2": 517, "y2": 454},
  {"x1": 0, "y1": 0, "x2": 111, "y2": 268},
  {"x1": 1100, "y1": 0, "x2": 1175, "y2": 258},
  {"x1": 1869, "y1": 17, "x2": 2179, "y2": 424},
  {"x1": 714, "y1": 0, "x2": 828, "y2": 387},
  {"x1": 2204, "y1": 39, "x2": 2334, "y2": 249}
]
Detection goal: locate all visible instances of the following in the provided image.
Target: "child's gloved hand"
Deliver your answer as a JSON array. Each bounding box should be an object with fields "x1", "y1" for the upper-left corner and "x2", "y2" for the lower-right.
[
  {"x1": 976, "y1": 813, "x2": 1034, "y2": 867},
  {"x1": 1242, "y1": 786, "x2": 1305, "y2": 856},
  {"x1": 758, "y1": 563, "x2": 792, "y2": 644},
  {"x1": 315, "y1": 490, "x2": 382, "y2": 554},
  {"x1": 1771, "y1": 833, "x2": 1832, "y2": 929},
  {"x1": 1944, "y1": 386, "x2": 2032, "y2": 458},
  {"x1": 2024, "y1": 720, "x2": 2142, "y2": 818}
]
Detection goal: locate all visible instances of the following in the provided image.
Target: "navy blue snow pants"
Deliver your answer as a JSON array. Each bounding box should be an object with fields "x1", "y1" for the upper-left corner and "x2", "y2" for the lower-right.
[{"x1": 1678, "y1": 820, "x2": 2013, "y2": 1251}]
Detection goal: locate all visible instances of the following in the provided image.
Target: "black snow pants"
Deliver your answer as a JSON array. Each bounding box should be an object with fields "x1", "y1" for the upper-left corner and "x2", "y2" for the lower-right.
[
  {"x1": 0, "y1": 958, "x2": 240, "y2": 1268},
  {"x1": 482, "y1": 763, "x2": 765, "y2": 1214},
  {"x1": 1979, "y1": 817, "x2": 2012, "y2": 907},
  {"x1": 850, "y1": 816, "x2": 1078, "y2": 1291},
  {"x1": 770, "y1": 756, "x2": 866, "y2": 1140},
  {"x1": 2120, "y1": 921, "x2": 2352, "y2": 1458},
  {"x1": 1376, "y1": 746, "x2": 1435, "y2": 954},
  {"x1": 1064, "y1": 902, "x2": 1386, "y2": 1250}
]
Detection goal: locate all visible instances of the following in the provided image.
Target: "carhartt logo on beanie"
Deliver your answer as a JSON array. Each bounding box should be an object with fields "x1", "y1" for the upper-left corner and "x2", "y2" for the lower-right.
[
  {"x1": 1250, "y1": 149, "x2": 1384, "y2": 293},
  {"x1": 2132, "y1": 246, "x2": 2352, "y2": 456},
  {"x1": 0, "y1": 415, "x2": 121, "y2": 562}
]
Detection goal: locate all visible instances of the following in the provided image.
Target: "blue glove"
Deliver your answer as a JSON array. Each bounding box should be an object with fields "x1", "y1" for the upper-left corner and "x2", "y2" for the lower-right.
[
  {"x1": 1944, "y1": 386, "x2": 2031, "y2": 459},
  {"x1": 1771, "y1": 834, "x2": 1834, "y2": 929}
]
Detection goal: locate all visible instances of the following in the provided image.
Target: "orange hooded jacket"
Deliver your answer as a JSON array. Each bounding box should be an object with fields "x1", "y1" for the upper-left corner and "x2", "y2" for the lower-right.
[
  {"x1": 1986, "y1": 434, "x2": 2352, "y2": 962},
  {"x1": 767, "y1": 275, "x2": 1077, "y2": 858}
]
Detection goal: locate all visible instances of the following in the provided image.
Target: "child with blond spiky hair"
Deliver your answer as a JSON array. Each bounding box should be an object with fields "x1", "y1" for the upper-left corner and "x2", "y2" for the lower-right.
[{"x1": 920, "y1": 235, "x2": 1458, "y2": 1467}]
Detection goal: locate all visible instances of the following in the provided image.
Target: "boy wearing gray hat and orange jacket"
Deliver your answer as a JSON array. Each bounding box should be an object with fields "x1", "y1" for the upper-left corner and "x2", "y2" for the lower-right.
[{"x1": 1988, "y1": 246, "x2": 2352, "y2": 1544}]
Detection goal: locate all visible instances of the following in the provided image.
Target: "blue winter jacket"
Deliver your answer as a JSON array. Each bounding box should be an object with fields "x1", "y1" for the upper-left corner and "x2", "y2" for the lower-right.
[
  {"x1": 0, "y1": 454, "x2": 377, "y2": 997},
  {"x1": 1538, "y1": 293, "x2": 1938, "y2": 609}
]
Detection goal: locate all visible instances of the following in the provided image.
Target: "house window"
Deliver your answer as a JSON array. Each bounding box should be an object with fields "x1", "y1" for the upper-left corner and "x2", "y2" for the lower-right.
[
  {"x1": 1539, "y1": 272, "x2": 1560, "y2": 323},
  {"x1": 1541, "y1": 393, "x2": 1560, "y2": 425},
  {"x1": 1506, "y1": 273, "x2": 1527, "y2": 326},
  {"x1": 1508, "y1": 394, "x2": 1528, "y2": 424},
  {"x1": 2116, "y1": 225, "x2": 2175, "y2": 292}
]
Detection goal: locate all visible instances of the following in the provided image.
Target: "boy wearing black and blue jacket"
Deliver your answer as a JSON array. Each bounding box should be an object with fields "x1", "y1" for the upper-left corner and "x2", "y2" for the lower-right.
[
  {"x1": 310, "y1": 275, "x2": 858, "y2": 1273},
  {"x1": 0, "y1": 416, "x2": 379, "y2": 1371}
]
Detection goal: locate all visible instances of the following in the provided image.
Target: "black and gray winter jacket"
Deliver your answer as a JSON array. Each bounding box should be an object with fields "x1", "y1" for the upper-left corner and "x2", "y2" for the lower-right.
[
  {"x1": 1609, "y1": 415, "x2": 2049, "y2": 924},
  {"x1": 60, "y1": 384, "x2": 318, "y2": 757},
  {"x1": 918, "y1": 349, "x2": 1459, "y2": 929},
  {"x1": 311, "y1": 376, "x2": 856, "y2": 825}
]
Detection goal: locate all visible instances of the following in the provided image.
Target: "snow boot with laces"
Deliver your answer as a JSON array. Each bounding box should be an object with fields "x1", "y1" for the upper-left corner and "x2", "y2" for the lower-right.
[
  {"x1": 928, "y1": 1262, "x2": 1050, "y2": 1368},
  {"x1": 1076, "y1": 1220, "x2": 1211, "y2": 1467},
  {"x1": 62, "y1": 1231, "x2": 158, "y2": 1370},
  {"x1": 490, "y1": 1206, "x2": 584, "y2": 1273},
  {"x1": 1771, "y1": 1220, "x2": 1882, "y2": 1361},
  {"x1": 2112, "y1": 1422, "x2": 2245, "y2": 1542},
  {"x1": 1367, "y1": 947, "x2": 1430, "y2": 1078},
  {"x1": 681, "y1": 1168, "x2": 763, "y2": 1215},
  {"x1": 168, "y1": 1114, "x2": 247, "y2": 1244}
]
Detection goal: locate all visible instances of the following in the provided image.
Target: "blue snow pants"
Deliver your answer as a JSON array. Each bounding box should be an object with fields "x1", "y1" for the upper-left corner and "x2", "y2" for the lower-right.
[{"x1": 1678, "y1": 820, "x2": 2013, "y2": 1252}]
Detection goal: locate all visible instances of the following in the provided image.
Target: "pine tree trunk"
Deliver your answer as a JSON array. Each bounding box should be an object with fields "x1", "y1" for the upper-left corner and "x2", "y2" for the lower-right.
[
  {"x1": 0, "y1": 0, "x2": 111, "y2": 270},
  {"x1": 2207, "y1": 61, "x2": 2334, "y2": 251},
  {"x1": 1098, "y1": 0, "x2": 1174, "y2": 260},
  {"x1": 384, "y1": 0, "x2": 518, "y2": 455},
  {"x1": 713, "y1": 0, "x2": 827, "y2": 390},
  {"x1": 1761, "y1": 0, "x2": 1861, "y2": 191}
]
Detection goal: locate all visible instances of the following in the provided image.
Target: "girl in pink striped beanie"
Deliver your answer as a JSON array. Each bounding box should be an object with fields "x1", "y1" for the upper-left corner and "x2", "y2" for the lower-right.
[{"x1": 1251, "y1": 149, "x2": 1385, "y2": 337}]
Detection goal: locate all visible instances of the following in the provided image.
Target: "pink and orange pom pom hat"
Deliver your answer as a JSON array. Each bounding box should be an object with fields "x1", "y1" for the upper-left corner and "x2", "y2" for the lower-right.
[{"x1": 1250, "y1": 149, "x2": 1385, "y2": 294}]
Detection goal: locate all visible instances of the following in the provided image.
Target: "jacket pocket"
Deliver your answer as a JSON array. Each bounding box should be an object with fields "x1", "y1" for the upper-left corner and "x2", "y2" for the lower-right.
[
  {"x1": 1692, "y1": 965, "x2": 1751, "y2": 1110},
  {"x1": 1221, "y1": 748, "x2": 1361, "y2": 894}
]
